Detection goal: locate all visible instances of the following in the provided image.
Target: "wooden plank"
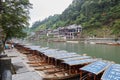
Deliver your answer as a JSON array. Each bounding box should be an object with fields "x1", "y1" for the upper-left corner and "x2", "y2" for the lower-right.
[
  {"x1": 43, "y1": 68, "x2": 63, "y2": 74},
  {"x1": 35, "y1": 65, "x2": 56, "y2": 71},
  {"x1": 27, "y1": 61, "x2": 43, "y2": 64}
]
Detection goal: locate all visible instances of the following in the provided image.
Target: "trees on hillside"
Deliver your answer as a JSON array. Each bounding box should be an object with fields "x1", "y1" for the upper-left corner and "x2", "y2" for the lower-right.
[
  {"x1": 31, "y1": 0, "x2": 120, "y2": 37},
  {"x1": 112, "y1": 20, "x2": 120, "y2": 37}
]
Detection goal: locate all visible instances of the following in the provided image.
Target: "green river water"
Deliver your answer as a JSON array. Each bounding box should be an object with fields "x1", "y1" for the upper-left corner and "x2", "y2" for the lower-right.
[{"x1": 30, "y1": 41, "x2": 120, "y2": 64}]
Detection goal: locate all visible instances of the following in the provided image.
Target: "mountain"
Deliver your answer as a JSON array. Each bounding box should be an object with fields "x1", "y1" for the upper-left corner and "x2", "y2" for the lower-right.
[{"x1": 31, "y1": 0, "x2": 120, "y2": 37}]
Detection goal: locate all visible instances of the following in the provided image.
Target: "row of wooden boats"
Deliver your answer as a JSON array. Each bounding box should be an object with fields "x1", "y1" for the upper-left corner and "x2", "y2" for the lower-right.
[{"x1": 14, "y1": 43, "x2": 120, "y2": 80}]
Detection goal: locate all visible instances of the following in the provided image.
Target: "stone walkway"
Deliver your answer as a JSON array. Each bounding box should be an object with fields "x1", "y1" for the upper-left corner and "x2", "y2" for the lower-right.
[{"x1": 5, "y1": 49, "x2": 43, "y2": 80}]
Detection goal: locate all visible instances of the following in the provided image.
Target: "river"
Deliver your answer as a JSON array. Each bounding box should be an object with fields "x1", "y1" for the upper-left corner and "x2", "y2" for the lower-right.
[{"x1": 29, "y1": 41, "x2": 120, "y2": 64}]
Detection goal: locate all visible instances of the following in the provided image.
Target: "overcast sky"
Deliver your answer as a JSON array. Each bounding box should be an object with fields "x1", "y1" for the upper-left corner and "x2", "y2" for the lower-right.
[{"x1": 29, "y1": 0, "x2": 73, "y2": 27}]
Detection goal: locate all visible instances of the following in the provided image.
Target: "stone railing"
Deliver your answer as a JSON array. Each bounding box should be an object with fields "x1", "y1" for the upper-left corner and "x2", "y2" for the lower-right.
[{"x1": 0, "y1": 55, "x2": 12, "y2": 80}]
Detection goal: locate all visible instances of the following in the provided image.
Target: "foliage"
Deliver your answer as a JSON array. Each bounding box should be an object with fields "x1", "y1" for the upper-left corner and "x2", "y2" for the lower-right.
[
  {"x1": 111, "y1": 20, "x2": 120, "y2": 36},
  {"x1": 31, "y1": 14, "x2": 60, "y2": 30},
  {"x1": 31, "y1": 0, "x2": 120, "y2": 37},
  {"x1": 1, "y1": 0, "x2": 32, "y2": 41}
]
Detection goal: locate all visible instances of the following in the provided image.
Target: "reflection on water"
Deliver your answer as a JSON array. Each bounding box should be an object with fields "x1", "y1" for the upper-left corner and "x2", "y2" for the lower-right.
[{"x1": 31, "y1": 41, "x2": 120, "y2": 64}]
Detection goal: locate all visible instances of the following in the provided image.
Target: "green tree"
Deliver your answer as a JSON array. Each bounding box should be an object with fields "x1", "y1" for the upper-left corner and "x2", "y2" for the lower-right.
[
  {"x1": 1, "y1": 0, "x2": 32, "y2": 50},
  {"x1": 112, "y1": 20, "x2": 120, "y2": 37}
]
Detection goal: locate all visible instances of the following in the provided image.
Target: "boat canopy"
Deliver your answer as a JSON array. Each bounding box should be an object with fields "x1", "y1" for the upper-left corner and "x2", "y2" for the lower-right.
[
  {"x1": 45, "y1": 52, "x2": 77, "y2": 59},
  {"x1": 24, "y1": 45, "x2": 40, "y2": 50},
  {"x1": 62, "y1": 56, "x2": 91, "y2": 62},
  {"x1": 63, "y1": 59, "x2": 97, "y2": 66},
  {"x1": 37, "y1": 47, "x2": 49, "y2": 52},
  {"x1": 80, "y1": 61, "x2": 111, "y2": 75},
  {"x1": 101, "y1": 64, "x2": 120, "y2": 80},
  {"x1": 53, "y1": 54, "x2": 80, "y2": 59}
]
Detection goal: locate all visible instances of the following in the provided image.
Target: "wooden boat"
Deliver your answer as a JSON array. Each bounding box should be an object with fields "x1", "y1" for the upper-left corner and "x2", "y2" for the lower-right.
[
  {"x1": 29, "y1": 62, "x2": 48, "y2": 67},
  {"x1": 43, "y1": 68, "x2": 64, "y2": 74},
  {"x1": 27, "y1": 61, "x2": 43, "y2": 64},
  {"x1": 34, "y1": 65, "x2": 56, "y2": 71},
  {"x1": 80, "y1": 60, "x2": 111, "y2": 80},
  {"x1": 43, "y1": 72, "x2": 80, "y2": 80}
]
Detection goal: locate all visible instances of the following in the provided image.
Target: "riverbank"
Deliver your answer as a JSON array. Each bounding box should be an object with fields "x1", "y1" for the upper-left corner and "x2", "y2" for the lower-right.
[
  {"x1": 5, "y1": 48, "x2": 43, "y2": 80},
  {"x1": 84, "y1": 38, "x2": 120, "y2": 45},
  {"x1": 29, "y1": 37, "x2": 120, "y2": 45}
]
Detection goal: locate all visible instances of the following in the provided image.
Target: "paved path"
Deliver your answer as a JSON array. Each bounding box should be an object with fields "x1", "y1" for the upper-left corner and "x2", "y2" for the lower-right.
[{"x1": 5, "y1": 49, "x2": 43, "y2": 80}]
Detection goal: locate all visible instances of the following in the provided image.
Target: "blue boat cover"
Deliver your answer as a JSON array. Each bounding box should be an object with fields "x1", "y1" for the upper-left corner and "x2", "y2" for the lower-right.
[
  {"x1": 80, "y1": 61, "x2": 110, "y2": 75},
  {"x1": 63, "y1": 59, "x2": 97, "y2": 66},
  {"x1": 101, "y1": 64, "x2": 120, "y2": 80},
  {"x1": 62, "y1": 56, "x2": 91, "y2": 62}
]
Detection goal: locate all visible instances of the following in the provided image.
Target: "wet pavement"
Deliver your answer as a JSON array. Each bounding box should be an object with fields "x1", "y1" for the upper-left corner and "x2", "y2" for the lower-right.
[{"x1": 5, "y1": 49, "x2": 43, "y2": 80}]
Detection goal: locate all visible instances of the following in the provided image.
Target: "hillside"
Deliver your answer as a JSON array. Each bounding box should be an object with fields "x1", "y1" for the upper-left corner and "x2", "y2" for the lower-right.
[{"x1": 31, "y1": 0, "x2": 120, "y2": 37}]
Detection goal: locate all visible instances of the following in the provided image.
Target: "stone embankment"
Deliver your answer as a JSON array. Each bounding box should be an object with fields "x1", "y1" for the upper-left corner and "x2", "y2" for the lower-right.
[{"x1": 5, "y1": 49, "x2": 43, "y2": 80}]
